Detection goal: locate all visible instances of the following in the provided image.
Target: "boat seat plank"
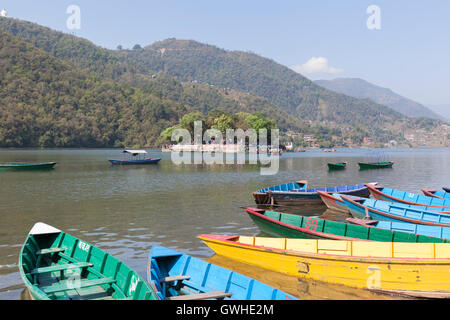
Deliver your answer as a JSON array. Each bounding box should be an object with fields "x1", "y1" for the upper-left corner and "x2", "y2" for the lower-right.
[
  {"x1": 167, "y1": 291, "x2": 232, "y2": 300},
  {"x1": 162, "y1": 275, "x2": 191, "y2": 283},
  {"x1": 31, "y1": 262, "x2": 93, "y2": 275},
  {"x1": 36, "y1": 248, "x2": 65, "y2": 255},
  {"x1": 42, "y1": 277, "x2": 116, "y2": 294}
]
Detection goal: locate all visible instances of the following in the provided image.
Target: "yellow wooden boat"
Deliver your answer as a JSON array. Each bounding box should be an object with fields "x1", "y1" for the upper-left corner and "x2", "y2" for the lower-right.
[{"x1": 198, "y1": 234, "x2": 450, "y2": 298}]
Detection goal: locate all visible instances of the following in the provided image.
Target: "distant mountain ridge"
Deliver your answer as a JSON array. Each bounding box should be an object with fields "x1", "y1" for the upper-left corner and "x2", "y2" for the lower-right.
[
  {"x1": 315, "y1": 78, "x2": 444, "y2": 121},
  {"x1": 0, "y1": 17, "x2": 447, "y2": 147}
]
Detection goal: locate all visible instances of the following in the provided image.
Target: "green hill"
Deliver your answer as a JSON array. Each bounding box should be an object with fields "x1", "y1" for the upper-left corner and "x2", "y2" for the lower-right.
[{"x1": 0, "y1": 17, "x2": 445, "y2": 148}]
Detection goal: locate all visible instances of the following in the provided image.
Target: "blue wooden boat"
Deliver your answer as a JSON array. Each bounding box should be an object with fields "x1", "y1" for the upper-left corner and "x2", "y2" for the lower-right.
[
  {"x1": 319, "y1": 191, "x2": 450, "y2": 214},
  {"x1": 346, "y1": 218, "x2": 450, "y2": 241},
  {"x1": 340, "y1": 195, "x2": 450, "y2": 226},
  {"x1": 367, "y1": 184, "x2": 450, "y2": 209},
  {"x1": 108, "y1": 150, "x2": 161, "y2": 165},
  {"x1": 253, "y1": 180, "x2": 377, "y2": 205},
  {"x1": 422, "y1": 188, "x2": 450, "y2": 200},
  {"x1": 148, "y1": 246, "x2": 297, "y2": 300}
]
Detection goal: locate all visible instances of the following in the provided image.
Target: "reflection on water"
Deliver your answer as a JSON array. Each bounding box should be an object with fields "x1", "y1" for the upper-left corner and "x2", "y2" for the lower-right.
[
  {"x1": 0, "y1": 148, "x2": 449, "y2": 300},
  {"x1": 205, "y1": 255, "x2": 409, "y2": 300}
]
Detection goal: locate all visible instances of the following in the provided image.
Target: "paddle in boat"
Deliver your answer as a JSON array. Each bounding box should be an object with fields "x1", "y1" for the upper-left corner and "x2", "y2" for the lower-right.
[
  {"x1": 148, "y1": 246, "x2": 297, "y2": 300},
  {"x1": 19, "y1": 222, "x2": 159, "y2": 300},
  {"x1": 421, "y1": 188, "x2": 450, "y2": 200},
  {"x1": 327, "y1": 162, "x2": 347, "y2": 170},
  {"x1": 366, "y1": 184, "x2": 450, "y2": 209},
  {"x1": 0, "y1": 162, "x2": 56, "y2": 171},
  {"x1": 253, "y1": 181, "x2": 377, "y2": 206},
  {"x1": 358, "y1": 161, "x2": 393, "y2": 170},
  {"x1": 245, "y1": 207, "x2": 449, "y2": 242},
  {"x1": 198, "y1": 234, "x2": 450, "y2": 298},
  {"x1": 108, "y1": 150, "x2": 161, "y2": 165},
  {"x1": 340, "y1": 195, "x2": 450, "y2": 227}
]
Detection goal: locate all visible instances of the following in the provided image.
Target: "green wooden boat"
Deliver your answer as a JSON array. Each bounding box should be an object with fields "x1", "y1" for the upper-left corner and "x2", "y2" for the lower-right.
[
  {"x1": 245, "y1": 208, "x2": 449, "y2": 242},
  {"x1": 358, "y1": 161, "x2": 393, "y2": 169},
  {"x1": 19, "y1": 222, "x2": 159, "y2": 300},
  {"x1": 327, "y1": 162, "x2": 347, "y2": 170},
  {"x1": 0, "y1": 162, "x2": 56, "y2": 171}
]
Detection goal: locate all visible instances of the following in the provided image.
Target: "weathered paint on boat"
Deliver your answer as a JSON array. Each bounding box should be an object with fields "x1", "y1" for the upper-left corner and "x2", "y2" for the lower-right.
[
  {"x1": 367, "y1": 184, "x2": 450, "y2": 209},
  {"x1": 0, "y1": 162, "x2": 56, "y2": 170},
  {"x1": 422, "y1": 188, "x2": 450, "y2": 200},
  {"x1": 245, "y1": 207, "x2": 449, "y2": 242},
  {"x1": 358, "y1": 161, "x2": 393, "y2": 169},
  {"x1": 148, "y1": 246, "x2": 297, "y2": 300},
  {"x1": 253, "y1": 181, "x2": 376, "y2": 206},
  {"x1": 346, "y1": 218, "x2": 450, "y2": 240},
  {"x1": 198, "y1": 234, "x2": 450, "y2": 298},
  {"x1": 341, "y1": 195, "x2": 450, "y2": 226},
  {"x1": 327, "y1": 162, "x2": 346, "y2": 170},
  {"x1": 19, "y1": 222, "x2": 159, "y2": 300}
]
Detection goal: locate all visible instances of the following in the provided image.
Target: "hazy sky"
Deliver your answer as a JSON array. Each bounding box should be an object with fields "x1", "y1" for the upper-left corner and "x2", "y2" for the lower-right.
[{"x1": 1, "y1": 0, "x2": 449, "y2": 106}]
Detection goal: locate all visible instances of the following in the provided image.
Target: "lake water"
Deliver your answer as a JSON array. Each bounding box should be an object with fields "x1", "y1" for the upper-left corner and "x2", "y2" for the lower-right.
[{"x1": 0, "y1": 148, "x2": 449, "y2": 300}]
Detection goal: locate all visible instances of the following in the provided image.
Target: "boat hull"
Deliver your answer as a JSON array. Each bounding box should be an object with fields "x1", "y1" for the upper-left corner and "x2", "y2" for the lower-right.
[
  {"x1": 358, "y1": 162, "x2": 393, "y2": 170},
  {"x1": 0, "y1": 162, "x2": 56, "y2": 170},
  {"x1": 148, "y1": 246, "x2": 296, "y2": 300},
  {"x1": 422, "y1": 188, "x2": 450, "y2": 200},
  {"x1": 246, "y1": 208, "x2": 449, "y2": 242},
  {"x1": 108, "y1": 158, "x2": 161, "y2": 165},
  {"x1": 198, "y1": 234, "x2": 450, "y2": 297},
  {"x1": 367, "y1": 184, "x2": 450, "y2": 209},
  {"x1": 327, "y1": 163, "x2": 346, "y2": 170},
  {"x1": 254, "y1": 183, "x2": 373, "y2": 206},
  {"x1": 341, "y1": 195, "x2": 450, "y2": 226},
  {"x1": 317, "y1": 191, "x2": 349, "y2": 213},
  {"x1": 19, "y1": 223, "x2": 158, "y2": 300}
]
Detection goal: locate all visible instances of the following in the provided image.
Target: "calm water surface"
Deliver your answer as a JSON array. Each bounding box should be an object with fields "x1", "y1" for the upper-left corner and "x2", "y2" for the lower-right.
[{"x1": 0, "y1": 148, "x2": 449, "y2": 300}]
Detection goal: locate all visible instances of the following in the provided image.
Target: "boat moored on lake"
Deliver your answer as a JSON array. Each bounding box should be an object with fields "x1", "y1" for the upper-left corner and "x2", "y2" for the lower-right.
[
  {"x1": 341, "y1": 195, "x2": 450, "y2": 226},
  {"x1": 245, "y1": 207, "x2": 450, "y2": 242},
  {"x1": 148, "y1": 246, "x2": 297, "y2": 300},
  {"x1": 108, "y1": 150, "x2": 161, "y2": 165},
  {"x1": 366, "y1": 184, "x2": 450, "y2": 209},
  {"x1": 422, "y1": 188, "x2": 450, "y2": 200},
  {"x1": 0, "y1": 162, "x2": 56, "y2": 171},
  {"x1": 358, "y1": 161, "x2": 393, "y2": 170},
  {"x1": 198, "y1": 234, "x2": 450, "y2": 298},
  {"x1": 19, "y1": 222, "x2": 159, "y2": 300},
  {"x1": 327, "y1": 162, "x2": 347, "y2": 170},
  {"x1": 253, "y1": 181, "x2": 376, "y2": 206}
]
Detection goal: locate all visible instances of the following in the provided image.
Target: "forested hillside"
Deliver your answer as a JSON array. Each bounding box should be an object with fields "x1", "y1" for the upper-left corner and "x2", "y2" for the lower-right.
[{"x1": 0, "y1": 17, "x2": 445, "y2": 148}]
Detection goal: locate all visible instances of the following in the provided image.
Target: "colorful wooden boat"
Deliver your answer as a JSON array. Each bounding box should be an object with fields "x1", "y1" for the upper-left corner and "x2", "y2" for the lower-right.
[
  {"x1": 19, "y1": 222, "x2": 159, "y2": 300},
  {"x1": 0, "y1": 162, "x2": 56, "y2": 170},
  {"x1": 198, "y1": 234, "x2": 450, "y2": 298},
  {"x1": 318, "y1": 191, "x2": 450, "y2": 214},
  {"x1": 253, "y1": 181, "x2": 376, "y2": 205},
  {"x1": 366, "y1": 184, "x2": 450, "y2": 209},
  {"x1": 245, "y1": 207, "x2": 449, "y2": 242},
  {"x1": 340, "y1": 195, "x2": 450, "y2": 226},
  {"x1": 358, "y1": 161, "x2": 393, "y2": 169},
  {"x1": 147, "y1": 246, "x2": 297, "y2": 300},
  {"x1": 327, "y1": 162, "x2": 346, "y2": 170},
  {"x1": 346, "y1": 217, "x2": 450, "y2": 240},
  {"x1": 108, "y1": 150, "x2": 161, "y2": 165},
  {"x1": 422, "y1": 188, "x2": 450, "y2": 200}
]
